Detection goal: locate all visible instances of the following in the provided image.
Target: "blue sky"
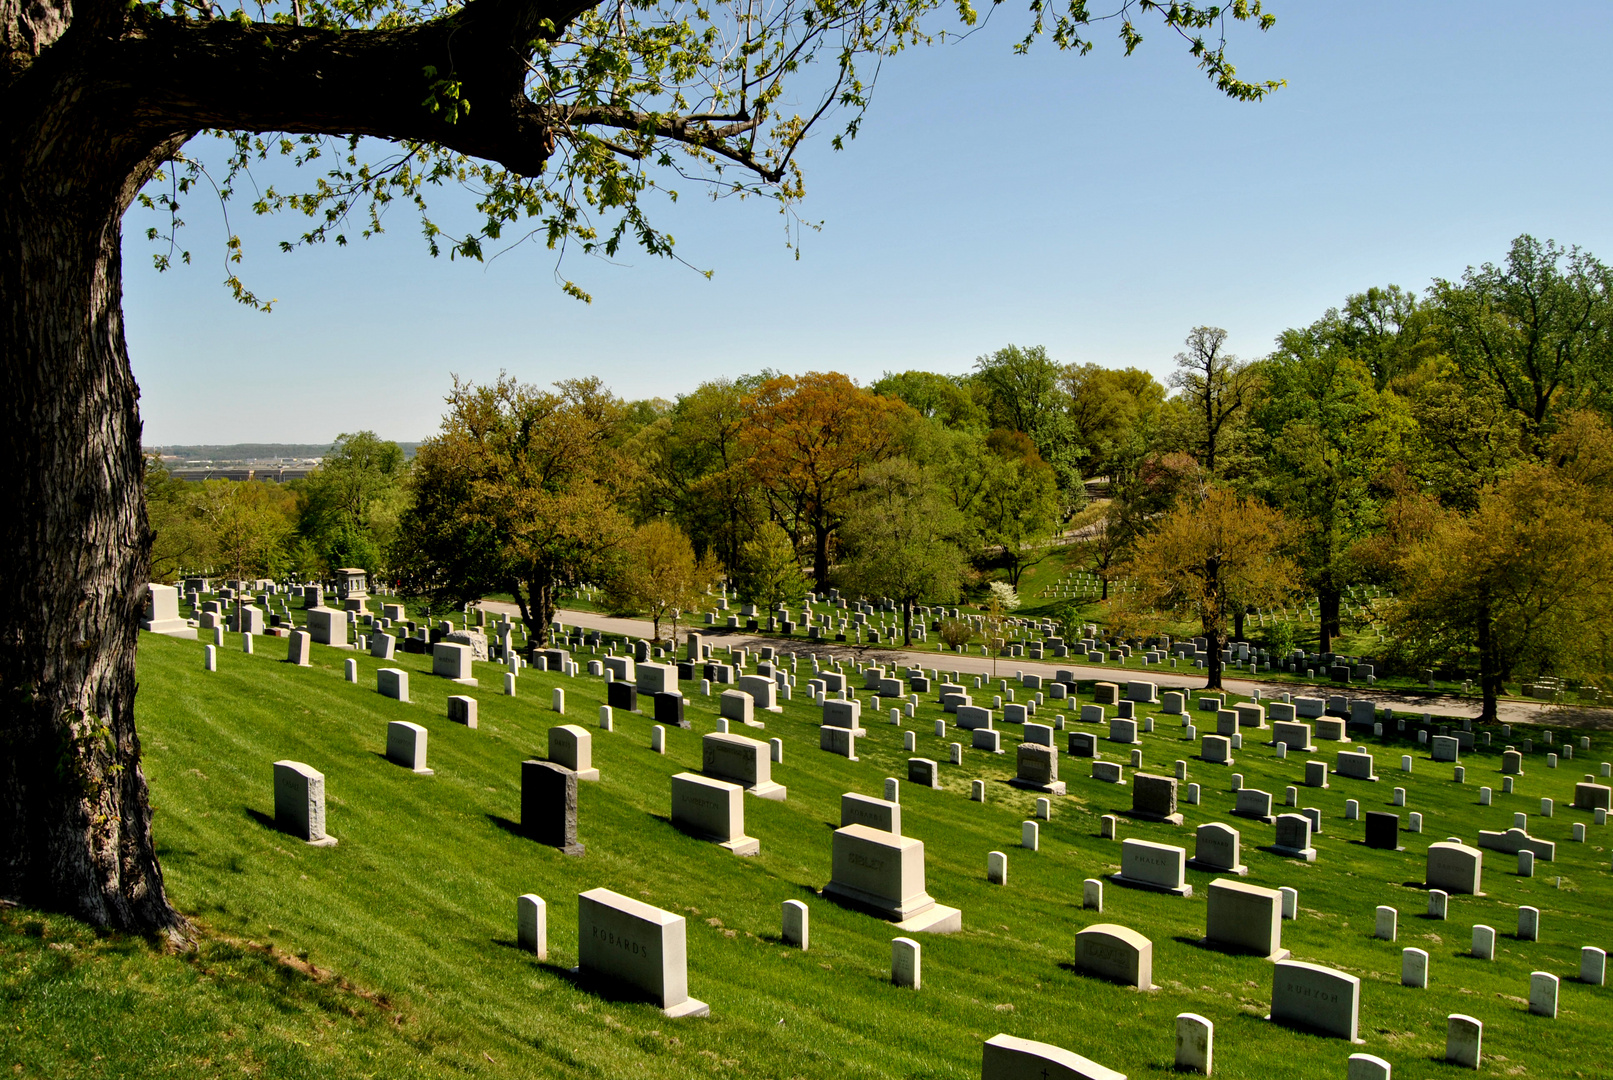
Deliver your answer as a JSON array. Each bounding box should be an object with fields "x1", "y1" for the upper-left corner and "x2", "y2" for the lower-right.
[{"x1": 125, "y1": 1, "x2": 1613, "y2": 446}]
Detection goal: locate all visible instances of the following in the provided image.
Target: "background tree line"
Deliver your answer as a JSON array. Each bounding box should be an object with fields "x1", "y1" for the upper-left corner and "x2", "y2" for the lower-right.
[{"x1": 151, "y1": 234, "x2": 1613, "y2": 717}]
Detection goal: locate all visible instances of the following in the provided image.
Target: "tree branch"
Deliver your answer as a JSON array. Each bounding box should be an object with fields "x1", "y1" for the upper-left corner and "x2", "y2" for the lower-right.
[{"x1": 21, "y1": 0, "x2": 608, "y2": 179}]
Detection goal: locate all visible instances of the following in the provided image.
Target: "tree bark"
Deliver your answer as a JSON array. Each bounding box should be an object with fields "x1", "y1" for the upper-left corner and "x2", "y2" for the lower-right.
[
  {"x1": 529, "y1": 575, "x2": 554, "y2": 649},
  {"x1": 1476, "y1": 597, "x2": 1500, "y2": 722},
  {"x1": 1318, "y1": 587, "x2": 1341, "y2": 654},
  {"x1": 1203, "y1": 554, "x2": 1222, "y2": 690},
  {"x1": 813, "y1": 518, "x2": 831, "y2": 592},
  {"x1": 0, "y1": 118, "x2": 188, "y2": 935}
]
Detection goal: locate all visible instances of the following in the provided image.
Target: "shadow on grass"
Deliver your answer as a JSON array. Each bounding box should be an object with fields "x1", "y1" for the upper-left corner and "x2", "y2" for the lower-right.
[
  {"x1": 486, "y1": 814, "x2": 525, "y2": 837},
  {"x1": 244, "y1": 807, "x2": 277, "y2": 831}
]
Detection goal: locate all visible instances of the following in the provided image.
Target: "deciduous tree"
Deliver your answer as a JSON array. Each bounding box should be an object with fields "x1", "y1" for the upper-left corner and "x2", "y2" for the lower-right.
[
  {"x1": 745, "y1": 372, "x2": 909, "y2": 588},
  {"x1": 395, "y1": 376, "x2": 633, "y2": 644},
  {"x1": 604, "y1": 519, "x2": 718, "y2": 644},
  {"x1": 1120, "y1": 483, "x2": 1300, "y2": 690},
  {"x1": 296, "y1": 432, "x2": 408, "y2": 576},
  {"x1": 1389, "y1": 435, "x2": 1613, "y2": 720},
  {"x1": 1433, "y1": 235, "x2": 1613, "y2": 450},
  {"x1": 1170, "y1": 327, "x2": 1256, "y2": 477},
  {"x1": 840, "y1": 458, "x2": 969, "y2": 645},
  {"x1": 1251, "y1": 344, "x2": 1410, "y2": 652}
]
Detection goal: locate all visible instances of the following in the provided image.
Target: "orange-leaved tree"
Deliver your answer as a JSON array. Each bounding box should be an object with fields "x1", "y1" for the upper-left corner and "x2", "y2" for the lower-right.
[{"x1": 744, "y1": 373, "x2": 912, "y2": 589}]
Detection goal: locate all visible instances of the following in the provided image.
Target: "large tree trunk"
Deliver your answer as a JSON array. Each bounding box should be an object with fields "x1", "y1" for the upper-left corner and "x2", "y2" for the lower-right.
[
  {"x1": 0, "y1": 129, "x2": 188, "y2": 936},
  {"x1": 813, "y1": 518, "x2": 831, "y2": 591},
  {"x1": 1318, "y1": 587, "x2": 1341, "y2": 654},
  {"x1": 1476, "y1": 598, "x2": 1501, "y2": 723},
  {"x1": 529, "y1": 575, "x2": 555, "y2": 648},
  {"x1": 1203, "y1": 555, "x2": 1223, "y2": 690}
]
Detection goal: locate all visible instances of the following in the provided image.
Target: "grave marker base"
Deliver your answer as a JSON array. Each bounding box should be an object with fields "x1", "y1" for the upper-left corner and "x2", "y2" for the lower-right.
[
  {"x1": 1106, "y1": 872, "x2": 1193, "y2": 897},
  {"x1": 1262, "y1": 844, "x2": 1317, "y2": 862},
  {"x1": 1186, "y1": 859, "x2": 1248, "y2": 876},
  {"x1": 1198, "y1": 938, "x2": 1288, "y2": 962},
  {"x1": 565, "y1": 968, "x2": 711, "y2": 1018},
  {"x1": 1124, "y1": 810, "x2": 1185, "y2": 826},
  {"x1": 1007, "y1": 778, "x2": 1068, "y2": 796},
  {"x1": 894, "y1": 904, "x2": 963, "y2": 934}
]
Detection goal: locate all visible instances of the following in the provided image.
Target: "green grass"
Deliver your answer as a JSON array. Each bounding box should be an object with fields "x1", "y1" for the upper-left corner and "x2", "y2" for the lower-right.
[{"x1": 6, "y1": 632, "x2": 1612, "y2": 1078}]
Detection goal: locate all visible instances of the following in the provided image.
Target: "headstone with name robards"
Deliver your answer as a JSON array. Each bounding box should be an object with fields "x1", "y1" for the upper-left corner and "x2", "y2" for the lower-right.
[{"x1": 573, "y1": 888, "x2": 708, "y2": 1017}]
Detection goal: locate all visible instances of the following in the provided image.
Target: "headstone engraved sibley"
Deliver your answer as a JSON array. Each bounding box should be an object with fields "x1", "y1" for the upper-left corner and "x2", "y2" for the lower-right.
[{"x1": 821, "y1": 823, "x2": 961, "y2": 933}]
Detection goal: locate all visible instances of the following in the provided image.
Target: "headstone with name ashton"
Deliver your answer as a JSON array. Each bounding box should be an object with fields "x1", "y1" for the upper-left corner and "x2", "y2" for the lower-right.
[
  {"x1": 841, "y1": 792, "x2": 901, "y2": 835},
  {"x1": 669, "y1": 772, "x2": 758, "y2": 855},
  {"x1": 701, "y1": 732, "x2": 787, "y2": 799}
]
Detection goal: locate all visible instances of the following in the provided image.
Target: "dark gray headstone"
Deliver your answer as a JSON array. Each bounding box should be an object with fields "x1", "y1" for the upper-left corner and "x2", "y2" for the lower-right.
[
  {"x1": 607, "y1": 681, "x2": 639, "y2": 713},
  {"x1": 654, "y1": 691, "x2": 688, "y2": 729},
  {"x1": 521, "y1": 760, "x2": 584, "y2": 855},
  {"x1": 1364, "y1": 811, "x2": 1399, "y2": 850}
]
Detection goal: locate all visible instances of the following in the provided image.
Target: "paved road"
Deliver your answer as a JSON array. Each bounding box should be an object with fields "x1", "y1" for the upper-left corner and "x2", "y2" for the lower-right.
[{"x1": 479, "y1": 602, "x2": 1613, "y2": 731}]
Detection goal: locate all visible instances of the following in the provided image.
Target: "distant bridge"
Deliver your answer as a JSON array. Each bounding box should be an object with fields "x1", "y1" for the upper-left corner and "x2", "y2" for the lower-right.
[{"x1": 170, "y1": 467, "x2": 315, "y2": 483}]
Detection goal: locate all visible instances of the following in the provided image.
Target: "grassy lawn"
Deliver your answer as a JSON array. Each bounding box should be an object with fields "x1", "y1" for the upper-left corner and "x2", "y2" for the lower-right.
[{"x1": 11, "y1": 629, "x2": 1607, "y2": 1077}]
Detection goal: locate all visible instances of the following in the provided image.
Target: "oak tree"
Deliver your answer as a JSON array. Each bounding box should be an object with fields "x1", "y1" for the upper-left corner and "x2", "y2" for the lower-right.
[{"x1": 744, "y1": 372, "x2": 910, "y2": 588}]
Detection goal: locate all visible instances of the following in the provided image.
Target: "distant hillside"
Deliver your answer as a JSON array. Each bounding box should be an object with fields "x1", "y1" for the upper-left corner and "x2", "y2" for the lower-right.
[{"x1": 147, "y1": 442, "x2": 421, "y2": 463}]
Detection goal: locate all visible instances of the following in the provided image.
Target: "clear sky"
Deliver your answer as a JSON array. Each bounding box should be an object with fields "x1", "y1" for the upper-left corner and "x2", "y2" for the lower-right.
[{"x1": 125, "y1": 1, "x2": 1613, "y2": 446}]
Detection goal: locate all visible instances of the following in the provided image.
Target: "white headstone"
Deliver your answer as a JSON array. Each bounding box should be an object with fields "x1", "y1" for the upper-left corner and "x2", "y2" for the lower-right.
[
  {"x1": 517, "y1": 894, "x2": 547, "y2": 958},
  {"x1": 1174, "y1": 1013, "x2": 1212, "y2": 1075},
  {"x1": 1446, "y1": 1014, "x2": 1482, "y2": 1068},
  {"x1": 782, "y1": 899, "x2": 809, "y2": 949},
  {"x1": 1403, "y1": 946, "x2": 1428, "y2": 988}
]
